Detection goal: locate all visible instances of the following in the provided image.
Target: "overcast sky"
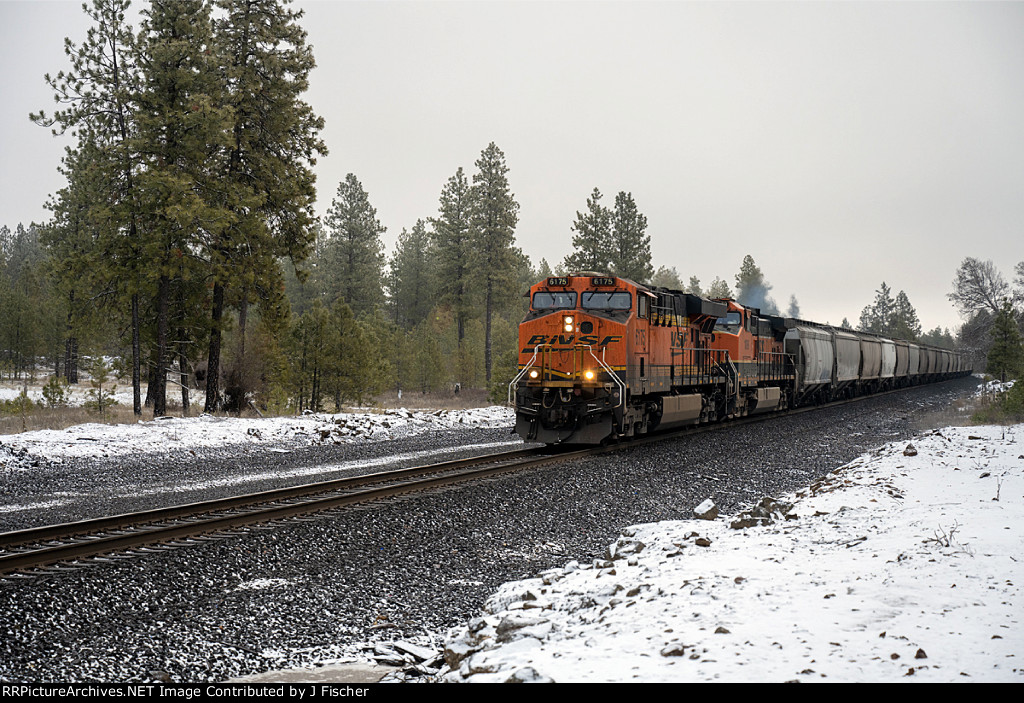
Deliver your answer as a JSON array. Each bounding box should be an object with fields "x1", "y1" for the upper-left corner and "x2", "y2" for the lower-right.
[{"x1": 3, "y1": 0, "x2": 1023, "y2": 332}]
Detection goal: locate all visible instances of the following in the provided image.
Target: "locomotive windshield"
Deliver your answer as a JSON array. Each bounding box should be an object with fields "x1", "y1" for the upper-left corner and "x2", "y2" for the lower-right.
[
  {"x1": 714, "y1": 311, "x2": 742, "y2": 333},
  {"x1": 532, "y1": 291, "x2": 577, "y2": 310},
  {"x1": 581, "y1": 291, "x2": 632, "y2": 310}
]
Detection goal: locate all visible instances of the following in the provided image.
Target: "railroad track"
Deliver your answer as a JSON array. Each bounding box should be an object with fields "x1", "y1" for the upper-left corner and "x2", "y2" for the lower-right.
[
  {"x1": 0, "y1": 445, "x2": 590, "y2": 578},
  {"x1": 0, "y1": 381, "x2": 954, "y2": 579}
]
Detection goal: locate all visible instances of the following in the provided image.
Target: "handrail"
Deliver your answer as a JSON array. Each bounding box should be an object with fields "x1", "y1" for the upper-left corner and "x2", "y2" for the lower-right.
[
  {"x1": 586, "y1": 344, "x2": 625, "y2": 409},
  {"x1": 508, "y1": 345, "x2": 542, "y2": 404}
]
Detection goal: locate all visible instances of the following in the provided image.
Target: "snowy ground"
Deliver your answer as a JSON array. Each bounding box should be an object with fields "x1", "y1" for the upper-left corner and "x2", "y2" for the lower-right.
[
  {"x1": 2, "y1": 383, "x2": 1020, "y2": 683},
  {"x1": 441, "y1": 423, "x2": 1023, "y2": 683},
  {"x1": 0, "y1": 406, "x2": 515, "y2": 463}
]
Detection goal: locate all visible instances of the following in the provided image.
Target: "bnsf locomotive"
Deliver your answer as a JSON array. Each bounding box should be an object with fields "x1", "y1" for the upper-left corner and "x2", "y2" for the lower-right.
[{"x1": 510, "y1": 273, "x2": 969, "y2": 445}]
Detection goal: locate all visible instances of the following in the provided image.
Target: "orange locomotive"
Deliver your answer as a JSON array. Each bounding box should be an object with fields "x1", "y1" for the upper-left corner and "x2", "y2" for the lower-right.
[
  {"x1": 510, "y1": 273, "x2": 970, "y2": 445},
  {"x1": 510, "y1": 273, "x2": 796, "y2": 444}
]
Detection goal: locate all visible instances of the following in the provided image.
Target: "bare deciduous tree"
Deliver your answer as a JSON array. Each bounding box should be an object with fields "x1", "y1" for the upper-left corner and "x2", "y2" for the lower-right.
[{"x1": 948, "y1": 257, "x2": 1009, "y2": 317}]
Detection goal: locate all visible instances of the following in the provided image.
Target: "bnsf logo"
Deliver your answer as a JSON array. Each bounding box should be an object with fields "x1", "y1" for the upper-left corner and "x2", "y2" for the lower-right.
[{"x1": 524, "y1": 334, "x2": 623, "y2": 347}]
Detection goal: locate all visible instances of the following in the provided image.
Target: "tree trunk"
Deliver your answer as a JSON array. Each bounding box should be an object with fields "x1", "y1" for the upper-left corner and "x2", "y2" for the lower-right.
[
  {"x1": 132, "y1": 292, "x2": 142, "y2": 416},
  {"x1": 153, "y1": 273, "x2": 170, "y2": 417},
  {"x1": 484, "y1": 280, "x2": 493, "y2": 383},
  {"x1": 175, "y1": 278, "x2": 189, "y2": 415},
  {"x1": 205, "y1": 281, "x2": 225, "y2": 413}
]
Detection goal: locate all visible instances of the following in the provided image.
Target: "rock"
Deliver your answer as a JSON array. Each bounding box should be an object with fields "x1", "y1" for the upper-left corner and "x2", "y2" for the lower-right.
[
  {"x1": 729, "y1": 496, "x2": 793, "y2": 529},
  {"x1": 607, "y1": 537, "x2": 645, "y2": 560},
  {"x1": 660, "y1": 642, "x2": 687, "y2": 656},
  {"x1": 694, "y1": 498, "x2": 718, "y2": 520},
  {"x1": 443, "y1": 639, "x2": 478, "y2": 669},
  {"x1": 903, "y1": 444, "x2": 918, "y2": 456},
  {"x1": 505, "y1": 666, "x2": 554, "y2": 683},
  {"x1": 495, "y1": 613, "x2": 548, "y2": 638},
  {"x1": 393, "y1": 640, "x2": 437, "y2": 662}
]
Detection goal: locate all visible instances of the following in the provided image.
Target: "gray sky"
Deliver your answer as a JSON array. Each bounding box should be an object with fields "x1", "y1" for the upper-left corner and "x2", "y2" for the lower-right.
[{"x1": 3, "y1": 0, "x2": 1023, "y2": 332}]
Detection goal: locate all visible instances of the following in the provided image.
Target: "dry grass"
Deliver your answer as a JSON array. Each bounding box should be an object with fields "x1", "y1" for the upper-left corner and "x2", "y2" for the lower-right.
[
  {"x1": 370, "y1": 388, "x2": 492, "y2": 411},
  {"x1": 908, "y1": 395, "x2": 979, "y2": 432},
  {"x1": 0, "y1": 405, "x2": 145, "y2": 436}
]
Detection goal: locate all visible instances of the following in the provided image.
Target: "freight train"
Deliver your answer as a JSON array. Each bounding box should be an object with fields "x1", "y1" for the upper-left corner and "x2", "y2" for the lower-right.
[{"x1": 510, "y1": 273, "x2": 969, "y2": 445}]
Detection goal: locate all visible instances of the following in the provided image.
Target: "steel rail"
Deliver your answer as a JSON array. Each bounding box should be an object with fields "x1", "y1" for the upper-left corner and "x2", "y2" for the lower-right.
[
  {"x1": 0, "y1": 446, "x2": 581, "y2": 576},
  {"x1": 0, "y1": 379, "x2": 961, "y2": 577}
]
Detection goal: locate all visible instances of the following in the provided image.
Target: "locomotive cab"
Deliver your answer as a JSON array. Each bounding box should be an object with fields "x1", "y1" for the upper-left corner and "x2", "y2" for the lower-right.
[{"x1": 512, "y1": 275, "x2": 632, "y2": 444}]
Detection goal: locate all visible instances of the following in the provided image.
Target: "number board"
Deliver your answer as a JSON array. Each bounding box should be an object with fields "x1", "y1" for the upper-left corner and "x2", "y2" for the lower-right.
[
  {"x1": 591, "y1": 277, "x2": 616, "y2": 286},
  {"x1": 547, "y1": 277, "x2": 570, "y2": 286}
]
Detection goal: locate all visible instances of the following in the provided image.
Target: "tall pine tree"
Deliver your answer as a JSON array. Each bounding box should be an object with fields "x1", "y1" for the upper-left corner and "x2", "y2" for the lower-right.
[
  {"x1": 33, "y1": 0, "x2": 146, "y2": 414},
  {"x1": 563, "y1": 187, "x2": 611, "y2": 274},
  {"x1": 469, "y1": 143, "x2": 519, "y2": 383},
  {"x1": 204, "y1": 0, "x2": 326, "y2": 412},
  {"x1": 429, "y1": 166, "x2": 474, "y2": 381},
  {"x1": 987, "y1": 300, "x2": 1023, "y2": 381},
  {"x1": 608, "y1": 191, "x2": 653, "y2": 283},
  {"x1": 136, "y1": 0, "x2": 231, "y2": 416},
  {"x1": 892, "y1": 290, "x2": 922, "y2": 341},
  {"x1": 859, "y1": 282, "x2": 896, "y2": 335},
  {"x1": 320, "y1": 173, "x2": 386, "y2": 317},
  {"x1": 387, "y1": 219, "x2": 434, "y2": 328}
]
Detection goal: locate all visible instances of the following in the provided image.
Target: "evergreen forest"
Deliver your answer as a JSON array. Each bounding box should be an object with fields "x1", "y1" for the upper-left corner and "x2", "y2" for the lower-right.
[{"x1": 5, "y1": 0, "x2": 1021, "y2": 423}]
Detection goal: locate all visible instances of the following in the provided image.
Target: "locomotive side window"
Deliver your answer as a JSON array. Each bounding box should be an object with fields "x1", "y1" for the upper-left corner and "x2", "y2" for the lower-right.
[
  {"x1": 714, "y1": 311, "x2": 742, "y2": 333},
  {"x1": 581, "y1": 291, "x2": 632, "y2": 310},
  {"x1": 532, "y1": 291, "x2": 577, "y2": 310}
]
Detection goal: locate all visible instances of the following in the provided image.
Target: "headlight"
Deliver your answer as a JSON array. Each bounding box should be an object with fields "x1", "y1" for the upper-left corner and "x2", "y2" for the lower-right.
[
  {"x1": 529, "y1": 370, "x2": 539, "y2": 379},
  {"x1": 584, "y1": 370, "x2": 595, "y2": 380}
]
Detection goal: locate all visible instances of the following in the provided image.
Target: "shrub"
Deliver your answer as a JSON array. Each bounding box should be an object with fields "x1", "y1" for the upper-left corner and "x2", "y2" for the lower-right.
[{"x1": 42, "y1": 376, "x2": 70, "y2": 409}]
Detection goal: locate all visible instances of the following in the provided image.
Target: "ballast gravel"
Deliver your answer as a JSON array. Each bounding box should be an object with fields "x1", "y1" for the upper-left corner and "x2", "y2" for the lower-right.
[{"x1": 0, "y1": 378, "x2": 976, "y2": 682}]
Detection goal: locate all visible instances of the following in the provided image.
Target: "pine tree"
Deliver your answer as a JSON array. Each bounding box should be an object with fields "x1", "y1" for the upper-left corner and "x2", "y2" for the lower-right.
[
  {"x1": 608, "y1": 191, "x2": 653, "y2": 283},
  {"x1": 0, "y1": 225, "x2": 11, "y2": 268},
  {"x1": 987, "y1": 300, "x2": 1024, "y2": 381},
  {"x1": 562, "y1": 187, "x2": 611, "y2": 273},
  {"x1": 33, "y1": 0, "x2": 145, "y2": 415},
  {"x1": 859, "y1": 282, "x2": 896, "y2": 335},
  {"x1": 707, "y1": 277, "x2": 733, "y2": 299},
  {"x1": 469, "y1": 143, "x2": 519, "y2": 383},
  {"x1": 136, "y1": 0, "x2": 231, "y2": 417},
  {"x1": 651, "y1": 266, "x2": 683, "y2": 290},
  {"x1": 387, "y1": 220, "x2": 434, "y2": 327},
  {"x1": 921, "y1": 326, "x2": 955, "y2": 349},
  {"x1": 429, "y1": 167, "x2": 474, "y2": 375},
  {"x1": 892, "y1": 290, "x2": 922, "y2": 341},
  {"x1": 320, "y1": 173, "x2": 386, "y2": 316},
  {"x1": 0, "y1": 224, "x2": 50, "y2": 379},
  {"x1": 686, "y1": 276, "x2": 703, "y2": 297},
  {"x1": 287, "y1": 300, "x2": 333, "y2": 412},
  {"x1": 39, "y1": 145, "x2": 104, "y2": 385},
  {"x1": 204, "y1": 0, "x2": 326, "y2": 412}
]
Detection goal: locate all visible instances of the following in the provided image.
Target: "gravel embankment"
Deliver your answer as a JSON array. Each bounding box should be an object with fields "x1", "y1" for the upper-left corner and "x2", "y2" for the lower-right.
[
  {"x1": 0, "y1": 426, "x2": 526, "y2": 532},
  {"x1": 0, "y1": 378, "x2": 976, "y2": 682}
]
